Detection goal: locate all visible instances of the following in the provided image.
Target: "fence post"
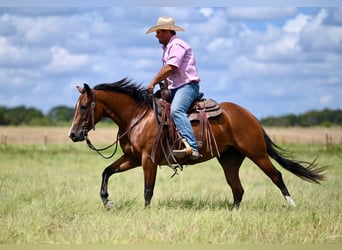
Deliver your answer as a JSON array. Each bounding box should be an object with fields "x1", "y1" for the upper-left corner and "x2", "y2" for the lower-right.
[
  {"x1": 44, "y1": 131, "x2": 48, "y2": 146},
  {"x1": 1, "y1": 134, "x2": 7, "y2": 146},
  {"x1": 325, "y1": 129, "x2": 331, "y2": 149}
]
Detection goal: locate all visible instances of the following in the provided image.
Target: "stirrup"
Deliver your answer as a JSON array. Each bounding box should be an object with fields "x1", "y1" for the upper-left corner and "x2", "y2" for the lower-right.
[
  {"x1": 173, "y1": 139, "x2": 192, "y2": 158},
  {"x1": 172, "y1": 148, "x2": 189, "y2": 158}
]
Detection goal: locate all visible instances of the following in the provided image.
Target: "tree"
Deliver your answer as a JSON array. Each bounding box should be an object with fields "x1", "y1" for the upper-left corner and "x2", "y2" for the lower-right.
[
  {"x1": 47, "y1": 105, "x2": 74, "y2": 124},
  {"x1": 260, "y1": 108, "x2": 342, "y2": 127}
]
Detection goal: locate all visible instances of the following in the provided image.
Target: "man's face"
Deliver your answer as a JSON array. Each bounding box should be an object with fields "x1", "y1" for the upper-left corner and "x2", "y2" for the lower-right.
[{"x1": 155, "y1": 29, "x2": 171, "y2": 45}]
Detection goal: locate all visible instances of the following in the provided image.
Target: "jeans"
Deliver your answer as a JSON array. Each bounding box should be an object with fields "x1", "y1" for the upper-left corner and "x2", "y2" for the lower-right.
[{"x1": 170, "y1": 82, "x2": 200, "y2": 150}]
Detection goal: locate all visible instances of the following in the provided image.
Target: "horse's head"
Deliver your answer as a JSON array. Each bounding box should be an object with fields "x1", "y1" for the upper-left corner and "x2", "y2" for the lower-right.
[{"x1": 69, "y1": 83, "x2": 96, "y2": 142}]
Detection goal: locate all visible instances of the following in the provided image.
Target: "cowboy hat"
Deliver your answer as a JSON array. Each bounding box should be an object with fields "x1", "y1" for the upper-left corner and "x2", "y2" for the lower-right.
[{"x1": 146, "y1": 16, "x2": 185, "y2": 34}]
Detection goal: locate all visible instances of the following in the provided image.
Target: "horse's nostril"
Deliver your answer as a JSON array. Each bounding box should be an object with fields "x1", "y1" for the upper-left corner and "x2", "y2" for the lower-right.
[{"x1": 69, "y1": 131, "x2": 76, "y2": 140}]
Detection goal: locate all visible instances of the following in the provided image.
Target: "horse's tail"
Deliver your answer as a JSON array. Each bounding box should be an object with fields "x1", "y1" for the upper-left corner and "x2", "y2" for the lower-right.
[{"x1": 263, "y1": 129, "x2": 326, "y2": 184}]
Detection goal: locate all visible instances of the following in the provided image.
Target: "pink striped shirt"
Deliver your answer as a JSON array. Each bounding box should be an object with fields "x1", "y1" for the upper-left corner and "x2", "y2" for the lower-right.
[{"x1": 162, "y1": 36, "x2": 200, "y2": 89}]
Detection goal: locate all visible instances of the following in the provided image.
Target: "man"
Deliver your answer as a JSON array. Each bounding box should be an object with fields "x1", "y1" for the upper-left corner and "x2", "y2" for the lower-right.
[{"x1": 146, "y1": 16, "x2": 201, "y2": 160}]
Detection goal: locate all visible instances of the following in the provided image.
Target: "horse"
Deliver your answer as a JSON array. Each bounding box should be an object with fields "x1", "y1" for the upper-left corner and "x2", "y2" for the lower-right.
[{"x1": 68, "y1": 78, "x2": 325, "y2": 209}]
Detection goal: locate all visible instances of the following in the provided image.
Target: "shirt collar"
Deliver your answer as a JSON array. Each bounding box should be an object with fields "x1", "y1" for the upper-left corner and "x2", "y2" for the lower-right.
[{"x1": 163, "y1": 35, "x2": 177, "y2": 50}]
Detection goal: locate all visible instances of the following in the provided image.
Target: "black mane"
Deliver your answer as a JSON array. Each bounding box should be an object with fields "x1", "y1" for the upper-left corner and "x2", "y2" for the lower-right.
[{"x1": 94, "y1": 78, "x2": 152, "y2": 107}]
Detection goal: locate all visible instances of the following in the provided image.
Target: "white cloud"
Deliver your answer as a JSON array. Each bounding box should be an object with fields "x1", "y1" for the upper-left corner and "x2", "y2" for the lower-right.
[
  {"x1": 0, "y1": 37, "x2": 22, "y2": 64},
  {"x1": 0, "y1": 7, "x2": 341, "y2": 117},
  {"x1": 207, "y1": 37, "x2": 234, "y2": 53},
  {"x1": 199, "y1": 7, "x2": 213, "y2": 18},
  {"x1": 45, "y1": 46, "x2": 89, "y2": 73},
  {"x1": 226, "y1": 7, "x2": 296, "y2": 20},
  {"x1": 299, "y1": 9, "x2": 342, "y2": 52},
  {"x1": 320, "y1": 95, "x2": 333, "y2": 105},
  {"x1": 283, "y1": 13, "x2": 310, "y2": 33}
]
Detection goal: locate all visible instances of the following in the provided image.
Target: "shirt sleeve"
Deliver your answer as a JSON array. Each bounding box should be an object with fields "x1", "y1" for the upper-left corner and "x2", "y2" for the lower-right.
[{"x1": 165, "y1": 43, "x2": 186, "y2": 68}]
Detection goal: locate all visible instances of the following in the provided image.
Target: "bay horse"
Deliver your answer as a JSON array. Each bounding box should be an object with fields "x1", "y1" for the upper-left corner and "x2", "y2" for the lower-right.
[{"x1": 68, "y1": 78, "x2": 325, "y2": 209}]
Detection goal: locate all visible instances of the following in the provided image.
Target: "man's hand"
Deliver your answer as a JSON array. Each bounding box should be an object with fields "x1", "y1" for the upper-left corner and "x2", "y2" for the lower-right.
[
  {"x1": 147, "y1": 82, "x2": 155, "y2": 93},
  {"x1": 148, "y1": 64, "x2": 175, "y2": 93}
]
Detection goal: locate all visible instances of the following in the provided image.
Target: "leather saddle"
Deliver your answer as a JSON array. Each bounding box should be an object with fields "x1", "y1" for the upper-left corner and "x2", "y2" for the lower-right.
[
  {"x1": 154, "y1": 90, "x2": 222, "y2": 122},
  {"x1": 188, "y1": 96, "x2": 222, "y2": 121},
  {"x1": 151, "y1": 89, "x2": 222, "y2": 174}
]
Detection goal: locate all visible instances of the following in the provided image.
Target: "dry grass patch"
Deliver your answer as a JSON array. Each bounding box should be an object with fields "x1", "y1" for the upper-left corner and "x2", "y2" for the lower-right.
[{"x1": 1, "y1": 126, "x2": 341, "y2": 145}]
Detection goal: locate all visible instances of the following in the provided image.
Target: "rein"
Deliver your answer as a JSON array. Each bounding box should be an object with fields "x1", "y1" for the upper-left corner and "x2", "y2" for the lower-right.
[
  {"x1": 84, "y1": 89, "x2": 149, "y2": 159},
  {"x1": 85, "y1": 132, "x2": 122, "y2": 159}
]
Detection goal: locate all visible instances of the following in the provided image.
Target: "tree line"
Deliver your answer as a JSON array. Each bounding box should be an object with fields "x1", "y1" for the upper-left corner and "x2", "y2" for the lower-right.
[
  {"x1": 0, "y1": 105, "x2": 341, "y2": 127},
  {"x1": 0, "y1": 105, "x2": 74, "y2": 126},
  {"x1": 259, "y1": 108, "x2": 342, "y2": 127}
]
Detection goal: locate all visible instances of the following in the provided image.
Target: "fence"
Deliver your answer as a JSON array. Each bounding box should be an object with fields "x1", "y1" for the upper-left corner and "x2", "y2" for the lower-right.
[
  {"x1": 266, "y1": 127, "x2": 342, "y2": 147},
  {"x1": 1, "y1": 126, "x2": 342, "y2": 147}
]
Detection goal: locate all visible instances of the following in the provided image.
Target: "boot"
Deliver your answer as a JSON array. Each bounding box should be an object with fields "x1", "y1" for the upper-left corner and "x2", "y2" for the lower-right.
[{"x1": 172, "y1": 148, "x2": 200, "y2": 160}]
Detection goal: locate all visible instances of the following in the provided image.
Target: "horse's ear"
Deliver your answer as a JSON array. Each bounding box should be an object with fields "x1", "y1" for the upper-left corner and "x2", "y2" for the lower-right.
[
  {"x1": 76, "y1": 83, "x2": 91, "y2": 95},
  {"x1": 76, "y1": 86, "x2": 83, "y2": 94},
  {"x1": 83, "y1": 83, "x2": 91, "y2": 95}
]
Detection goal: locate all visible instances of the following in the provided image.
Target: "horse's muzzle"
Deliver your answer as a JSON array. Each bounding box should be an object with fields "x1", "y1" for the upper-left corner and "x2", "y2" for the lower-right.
[
  {"x1": 69, "y1": 131, "x2": 81, "y2": 142},
  {"x1": 68, "y1": 126, "x2": 87, "y2": 142}
]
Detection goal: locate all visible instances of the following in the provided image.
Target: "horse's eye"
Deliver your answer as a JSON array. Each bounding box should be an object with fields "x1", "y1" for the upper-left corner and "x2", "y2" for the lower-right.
[{"x1": 80, "y1": 105, "x2": 87, "y2": 111}]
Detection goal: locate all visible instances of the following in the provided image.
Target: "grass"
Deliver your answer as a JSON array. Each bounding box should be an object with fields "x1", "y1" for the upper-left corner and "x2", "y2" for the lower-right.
[{"x1": 0, "y1": 142, "x2": 341, "y2": 244}]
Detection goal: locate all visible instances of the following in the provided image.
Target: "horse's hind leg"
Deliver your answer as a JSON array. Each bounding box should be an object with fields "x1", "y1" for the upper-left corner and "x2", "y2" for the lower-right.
[
  {"x1": 250, "y1": 154, "x2": 296, "y2": 207},
  {"x1": 217, "y1": 147, "x2": 245, "y2": 209}
]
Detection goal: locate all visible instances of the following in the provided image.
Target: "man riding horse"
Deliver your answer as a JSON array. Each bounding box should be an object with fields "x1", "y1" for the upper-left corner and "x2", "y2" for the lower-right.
[
  {"x1": 147, "y1": 16, "x2": 201, "y2": 160},
  {"x1": 68, "y1": 17, "x2": 325, "y2": 210}
]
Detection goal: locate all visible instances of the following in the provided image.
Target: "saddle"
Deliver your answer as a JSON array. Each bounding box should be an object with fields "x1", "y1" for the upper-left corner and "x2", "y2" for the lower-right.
[
  {"x1": 151, "y1": 89, "x2": 222, "y2": 174},
  {"x1": 153, "y1": 90, "x2": 222, "y2": 121},
  {"x1": 188, "y1": 97, "x2": 222, "y2": 121}
]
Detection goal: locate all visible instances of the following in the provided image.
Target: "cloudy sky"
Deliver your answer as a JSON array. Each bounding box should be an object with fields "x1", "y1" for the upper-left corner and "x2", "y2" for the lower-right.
[{"x1": 0, "y1": 4, "x2": 341, "y2": 119}]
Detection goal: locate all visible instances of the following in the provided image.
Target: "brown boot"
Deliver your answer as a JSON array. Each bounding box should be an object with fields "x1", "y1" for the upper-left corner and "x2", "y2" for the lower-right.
[{"x1": 172, "y1": 148, "x2": 201, "y2": 160}]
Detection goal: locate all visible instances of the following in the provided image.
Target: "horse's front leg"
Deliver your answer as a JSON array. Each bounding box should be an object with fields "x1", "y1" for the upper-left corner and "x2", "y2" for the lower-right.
[
  {"x1": 100, "y1": 154, "x2": 138, "y2": 209},
  {"x1": 142, "y1": 154, "x2": 158, "y2": 208}
]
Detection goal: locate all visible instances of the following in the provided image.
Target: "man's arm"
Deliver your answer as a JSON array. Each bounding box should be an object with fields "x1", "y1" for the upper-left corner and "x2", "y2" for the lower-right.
[{"x1": 148, "y1": 64, "x2": 176, "y2": 92}]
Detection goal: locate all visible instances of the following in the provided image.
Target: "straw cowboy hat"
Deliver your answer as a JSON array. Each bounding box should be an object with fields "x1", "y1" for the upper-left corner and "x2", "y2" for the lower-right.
[{"x1": 146, "y1": 16, "x2": 185, "y2": 34}]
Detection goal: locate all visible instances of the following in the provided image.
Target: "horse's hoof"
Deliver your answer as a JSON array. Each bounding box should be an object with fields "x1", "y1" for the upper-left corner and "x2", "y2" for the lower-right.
[
  {"x1": 285, "y1": 195, "x2": 296, "y2": 207},
  {"x1": 104, "y1": 200, "x2": 114, "y2": 210}
]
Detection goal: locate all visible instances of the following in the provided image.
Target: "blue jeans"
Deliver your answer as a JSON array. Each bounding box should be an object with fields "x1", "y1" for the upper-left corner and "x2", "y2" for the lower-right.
[{"x1": 170, "y1": 82, "x2": 200, "y2": 150}]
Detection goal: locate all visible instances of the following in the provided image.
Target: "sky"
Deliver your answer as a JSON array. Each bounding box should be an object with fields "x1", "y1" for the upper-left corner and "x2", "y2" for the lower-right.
[{"x1": 0, "y1": 4, "x2": 341, "y2": 119}]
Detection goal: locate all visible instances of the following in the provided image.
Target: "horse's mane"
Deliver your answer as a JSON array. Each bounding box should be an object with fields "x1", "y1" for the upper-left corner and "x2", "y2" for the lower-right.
[{"x1": 94, "y1": 78, "x2": 152, "y2": 107}]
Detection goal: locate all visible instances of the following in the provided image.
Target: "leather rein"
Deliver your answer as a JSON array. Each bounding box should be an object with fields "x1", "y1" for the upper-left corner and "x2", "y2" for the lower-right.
[{"x1": 84, "y1": 89, "x2": 149, "y2": 159}]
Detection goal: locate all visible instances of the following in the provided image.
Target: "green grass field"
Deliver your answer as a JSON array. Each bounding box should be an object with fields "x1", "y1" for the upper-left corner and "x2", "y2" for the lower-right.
[{"x1": 0, "y1": 141, "x2": 341, "y2": 244}]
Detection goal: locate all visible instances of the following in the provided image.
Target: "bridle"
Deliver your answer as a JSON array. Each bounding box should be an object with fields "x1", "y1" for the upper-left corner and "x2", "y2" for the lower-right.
[
  {"x1": 83, "y1": 88, "x2": 149, "y2": 159},
  {"x1": 80, "y1": 89, "x2": 96, "y2": 137},
  {"x1": 90, "y1": 90, "x2": 96, "y2": 132}
]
